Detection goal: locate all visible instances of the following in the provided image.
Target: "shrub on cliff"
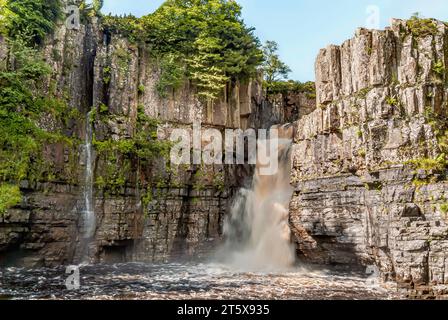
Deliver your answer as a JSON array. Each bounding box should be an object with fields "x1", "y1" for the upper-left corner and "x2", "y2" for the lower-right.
[
  {"x1": 0, "y1": 38, "x2": 67, "y2": 184},
  {"x1": 265, "y1": 80, "x2": 316, "y2": 97},
  {"x1": 0, "y1": 0, "x2": 63, "y2": 45},
  {"x1": 0, "y1": 184, "x2": 21, "y2": 215},
  {"x1": 406, "y1": 13, "x2": 438, "y2": 37}
]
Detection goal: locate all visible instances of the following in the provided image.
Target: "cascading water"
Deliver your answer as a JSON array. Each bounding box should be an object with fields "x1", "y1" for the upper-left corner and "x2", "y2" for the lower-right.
[
  {"x1": 218, "y1": 126, "x2": 296, "y2": 271},
  {"x1": 83, "y1": 113, "x2": 96, "y2": 239},
  {"x1": 76, "y1": 113, "x2": 96, "y2": 263}
]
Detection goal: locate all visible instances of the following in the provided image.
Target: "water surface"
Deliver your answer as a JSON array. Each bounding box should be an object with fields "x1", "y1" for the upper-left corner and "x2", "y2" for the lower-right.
[{"x1": 0, "y1": 263, "x2": 402, "y2": 300}]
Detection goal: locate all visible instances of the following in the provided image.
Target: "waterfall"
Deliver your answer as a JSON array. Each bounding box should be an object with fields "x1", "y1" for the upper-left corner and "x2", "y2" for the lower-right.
[
  {"x1": 83, "y1": 112, "x2": 96, "y2": 239},
  {"x1": 218, "y1": 125, "x2": 296, "y2": 271},
  {"x1": 76, "y1": 113, "x2": 96, "y2": 264}
]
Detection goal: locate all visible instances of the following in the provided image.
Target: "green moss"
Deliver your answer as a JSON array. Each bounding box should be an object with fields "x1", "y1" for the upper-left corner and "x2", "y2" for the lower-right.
[
  {"x1": 0, "y1": 184, "x2": 22, "y2": 215},
  {"x1": 193, "y1": 168, "x2": 206, "y2": 192},
  {"x1": 356, "y1": 129, "x2": 363, "y2": 138},
  {"x1": 386, "y1": 96, "x2": 399, "y2": 107},
  {"x1": 137, "y1": 84, "x2": 145, "y2": 94},
  {"x1": 213, "y1": 172, "x2": 225, "y2": 192},
  {"x1": 114, "y1": 46, "x2": 131, "y2": 71},
  {"x1": 91, "y1": 107, "x2": 171, "y2": 194},
  {"x1": 391, "y1": 73, "x2": 399, "y2": 86},
  {"x1": 357, "y1": 87, "x2": 372, "y2": 99},
  {"x1": 440, "y1": 203, "x2": 448, "y2": 214},
  {"x1": 412, "y1": 178, "x2": 431, "y2": 188},
  {"x1": 103, "y1": 66, "x2": 111, "y2": 85},
  {"x1": 405, "y1": 157, "x2": 447, "y2": 172},
  {"x1": 99, "y1": 103, "x2": 109, "y2": 115},
  {"x1": 358, "y1": 148, "x2": 366, "y2": 157},
  {"x1": 433, "y1": 61, "x2": 445, "y2": 77}
]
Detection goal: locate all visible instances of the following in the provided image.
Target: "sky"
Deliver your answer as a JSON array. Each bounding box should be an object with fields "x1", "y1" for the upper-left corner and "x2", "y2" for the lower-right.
[{"x1": 99, "y1": 0, "x2": 448, "y2": 82}]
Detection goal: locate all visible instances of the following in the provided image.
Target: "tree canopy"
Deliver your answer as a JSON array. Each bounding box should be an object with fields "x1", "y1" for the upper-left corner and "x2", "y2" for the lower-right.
[
  {"x1": 262, "y1": 40, "x2": 291, "y2": 84},
  {"x1": 102, "y1": 0, "x2": 263, "y2": 100},
  {"x1": 0, "y1": 0, "x2": 63, "y2": 45}
]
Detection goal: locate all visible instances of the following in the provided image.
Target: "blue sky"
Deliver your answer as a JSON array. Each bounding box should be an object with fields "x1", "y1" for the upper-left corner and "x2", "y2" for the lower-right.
[{"x1": 100, "y1": 0, "x2": 448, "y2": 82}]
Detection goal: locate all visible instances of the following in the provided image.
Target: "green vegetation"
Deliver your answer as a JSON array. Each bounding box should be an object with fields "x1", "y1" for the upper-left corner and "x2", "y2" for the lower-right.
[
  {"x1": 441, "y1": 203, "x2": 448, "y2": 215},
  {"x1": 406, "y1": 13, "x2": 438, "y2": 38},
  {"x1": 406, "y1": 106, "x2": 448, "y2": 186},
  {"x1": 137, "y1": 84, "x2": 145, "y2": 94},
  {"x1": 433, "y1": 61, "x2": 445, "y2": 77},
  {"x1": 357, "y1": 87, "x2": 372, "y2": 99},
  {"x1": 358, "y1": 148, "x2": 367, "y2": 157},
  {"x1": 0, "y1": 0, "x2": 63, "y2": 45},
  {"x1": 102, "y1": 0, "x2": 263, "y2": 100},
  {"x1": 0, "y1": 0, "x2": 76, "y2": 215},
  {"x1": 265, "y1": 80, "x2": 316, "y2": 97},
  {"x1": 101, "y1": 14, "x2": 142, "y2": 42},
  {"x1": 213, "y1": 172, "x2": 225, "y2": 192},
  {"x1": 406, "y1": 156, "x2": 447, "y2": 172},
  {"x1": 356, "y1": 129, "x2": 363, "y2": 138},
  {"x1": 424, "y1": 107, "x2": 448, "y2": 169},
  {"x1": 386, "y1": 96, "x2": 399, "y2": 107},
  {"x1": 92, "y1": 106, "x2": 171, "y2": 194},
  {"x1": 92, "y1": 0, "x2": 104, "y2": 15},
  {"x1": 0, "y1": 184, "x2": 22, "y2": 214}
]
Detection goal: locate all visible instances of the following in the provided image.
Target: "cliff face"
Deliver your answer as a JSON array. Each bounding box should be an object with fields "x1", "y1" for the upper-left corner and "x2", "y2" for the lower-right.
[
  {"x1": 290, "y1": 19, "x2": 448, "y2": 298},
  {"x1": 0, "y1": 7, "x2": 312, "y2": 266}
]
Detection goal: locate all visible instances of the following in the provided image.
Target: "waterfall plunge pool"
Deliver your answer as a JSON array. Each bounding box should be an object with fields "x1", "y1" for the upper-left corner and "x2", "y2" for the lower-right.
[{"x1": 0, "y1": 262, "x2": 401, "y2": 300}]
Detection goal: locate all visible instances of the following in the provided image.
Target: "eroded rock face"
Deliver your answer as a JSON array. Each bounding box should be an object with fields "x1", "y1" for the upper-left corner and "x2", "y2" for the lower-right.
[
  {"x1": 0, "y1": 10, "x2": 313, "y2": 267},
  {"x1": 290, "y1": 19, "x2": 448, "y2": 298}
]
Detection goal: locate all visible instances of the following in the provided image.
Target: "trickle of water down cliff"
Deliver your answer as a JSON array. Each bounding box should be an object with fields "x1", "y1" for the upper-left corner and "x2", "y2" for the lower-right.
[{"x1": 74, "y1": 113, "x2": 97, "y2": 264}]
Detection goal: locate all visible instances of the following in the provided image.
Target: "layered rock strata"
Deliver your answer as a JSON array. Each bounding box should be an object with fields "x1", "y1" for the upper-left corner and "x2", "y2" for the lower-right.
[{"x1": 290, "y1": 19, "x2": 448, "y2": 298}]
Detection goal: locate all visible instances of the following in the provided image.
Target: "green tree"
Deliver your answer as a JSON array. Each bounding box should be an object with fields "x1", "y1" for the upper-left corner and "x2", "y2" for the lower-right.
[
  {"x1": 139, "y1": 0, "x2": 263, "y2": 100},
  {"x1": 2, "y1": 0, "x2": 63, "y2": 45},
  {"x1": 262, "y1": 40, "x2": 291, "y2": 84}
]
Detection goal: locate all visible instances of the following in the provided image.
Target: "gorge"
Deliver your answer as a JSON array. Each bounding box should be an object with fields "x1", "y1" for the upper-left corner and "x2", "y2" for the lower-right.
[{"x1": 1, "y1": 0, "x2": 448, "y2": 300}]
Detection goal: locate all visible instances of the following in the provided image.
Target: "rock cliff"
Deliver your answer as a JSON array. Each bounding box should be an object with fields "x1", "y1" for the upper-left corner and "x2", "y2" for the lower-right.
[
  {"x1": 290, "y1": 18, "x2": 448, "y2": 298},
  {"x1": 0, "y1": 6, "x2": 313, "y2": 266}
]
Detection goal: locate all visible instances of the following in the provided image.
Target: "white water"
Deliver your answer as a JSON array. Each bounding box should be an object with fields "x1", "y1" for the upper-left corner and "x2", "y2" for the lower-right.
[
  {"x1": 76, "y1": 113, "x2": 96, "y2": 263},
  {"x1": 219, "y1": 127, "x2": 296, "y2": 271},
  {"x1": 83, "y1": 113, "x2": 96, "y2": 239}
]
